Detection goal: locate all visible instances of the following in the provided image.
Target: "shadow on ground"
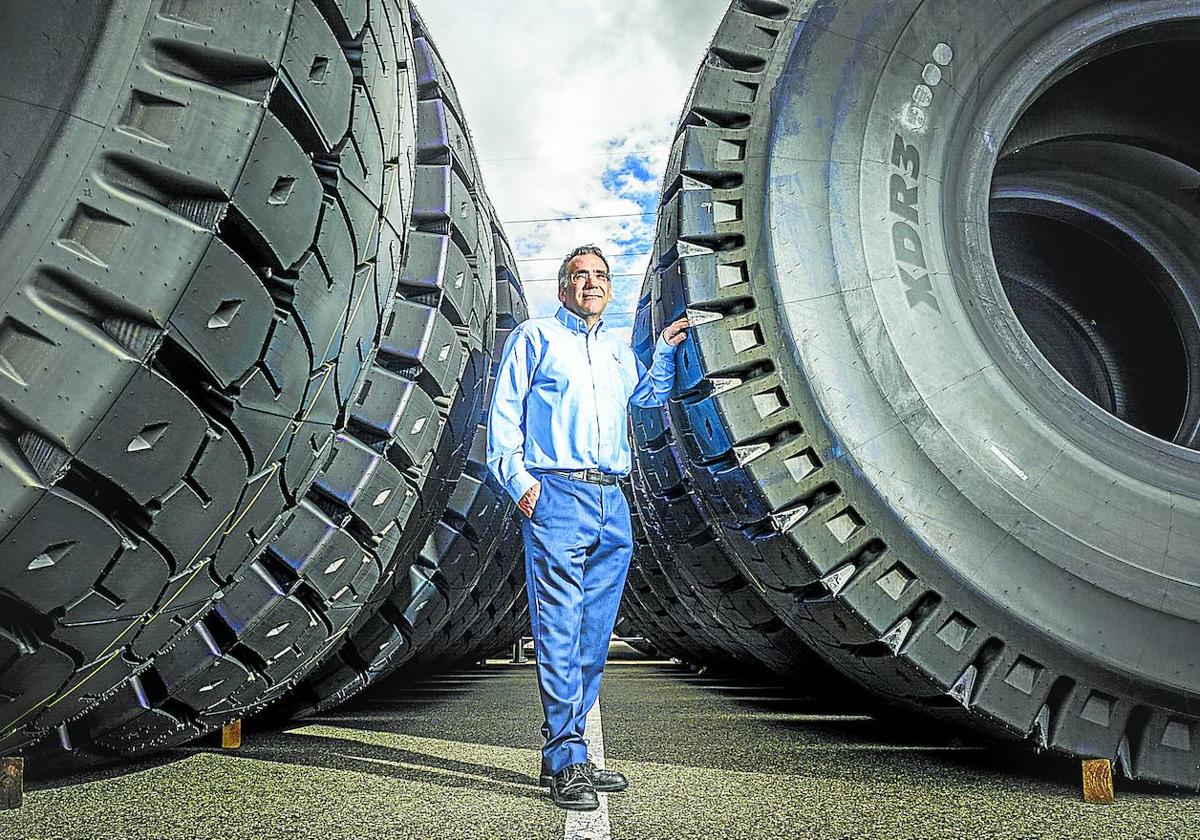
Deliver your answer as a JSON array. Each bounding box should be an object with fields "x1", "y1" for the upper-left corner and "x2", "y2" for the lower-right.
[{"x1": 28, "y1": 656, "x2": 1192, "y2": 798}]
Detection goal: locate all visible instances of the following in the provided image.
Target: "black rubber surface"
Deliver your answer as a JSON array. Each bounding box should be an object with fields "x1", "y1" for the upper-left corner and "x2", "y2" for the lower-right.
[
  {"x1": 451, "y1": 592, "x2": 531, "y2": 668},
  {"x1": 0, "y1": 0, "x2": 417, "y2": 758},
  {"x1": 632, "y1": 0, "x2": 1200, "y2": 789},
  {"x1": 403, "y1": 517, "x2": 529, "y2": 671}
]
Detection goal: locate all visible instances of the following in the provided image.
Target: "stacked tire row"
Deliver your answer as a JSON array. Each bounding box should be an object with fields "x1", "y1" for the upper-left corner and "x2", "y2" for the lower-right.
[
  {"x1": 286, "y1": 194, "x2": 530, "y2": 712},
  {"x1": 393, "y1": 224, "x2": 532, "y2": 677},
  {"x1": 279, "y1": 6, "x2": 500, "y2": 717},
  {"x1": 621, "y1": 0, "x2": 1200, "y2": 790},
  {"x1": 628, "y1": 272, "x2": 815, "y2": 676},
  {"x1": 0, "y1": 0, "x2": 528, "y2": 767}
]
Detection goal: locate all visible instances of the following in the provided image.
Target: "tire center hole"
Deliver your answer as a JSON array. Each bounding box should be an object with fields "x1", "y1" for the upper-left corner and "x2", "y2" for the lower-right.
[{"x1": 989, "y1": 38, "x2": 1200, "y2": 449}]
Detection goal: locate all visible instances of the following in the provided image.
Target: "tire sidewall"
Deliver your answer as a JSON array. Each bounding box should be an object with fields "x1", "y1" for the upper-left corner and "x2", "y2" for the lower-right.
[{"x1": 762, "y1": 0, "x2": 1200, "y2": 695}]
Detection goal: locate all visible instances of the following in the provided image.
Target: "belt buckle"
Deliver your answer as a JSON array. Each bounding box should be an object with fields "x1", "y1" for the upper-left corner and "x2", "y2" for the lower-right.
[{"x1": 563, "y1": 469, "x2": 613, "y2": 485}]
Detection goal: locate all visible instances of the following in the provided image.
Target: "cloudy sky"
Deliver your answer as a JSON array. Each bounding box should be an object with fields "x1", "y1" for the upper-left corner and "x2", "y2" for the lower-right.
[{"x1": 419, "y1": 1, "x2": 729, "y2": 339}]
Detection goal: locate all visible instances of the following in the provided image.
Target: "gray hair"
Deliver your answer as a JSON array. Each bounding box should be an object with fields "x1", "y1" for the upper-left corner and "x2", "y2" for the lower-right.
[{"x1": 557, "y1": 244, "x2": 611, "y2": 293}]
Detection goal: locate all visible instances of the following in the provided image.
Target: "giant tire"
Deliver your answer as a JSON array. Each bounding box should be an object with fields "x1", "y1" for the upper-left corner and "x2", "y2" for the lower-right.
[
  {"x1": 0, "y1": 0, "x2": 417, "y2": 757},
  {"x1": 642, "y1": 0, "x2": 1200, "y2": 787}
]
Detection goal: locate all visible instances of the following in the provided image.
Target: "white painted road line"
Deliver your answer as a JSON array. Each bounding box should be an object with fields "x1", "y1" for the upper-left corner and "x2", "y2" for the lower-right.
[{"x1": 563, "y1": 698, "x2": 611, "y2": 840}]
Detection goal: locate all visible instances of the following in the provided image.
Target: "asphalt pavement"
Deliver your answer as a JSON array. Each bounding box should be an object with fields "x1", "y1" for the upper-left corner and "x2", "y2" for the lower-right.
[{"x1": 5, "y1": 648, "x2": 1200, "y2": 840}]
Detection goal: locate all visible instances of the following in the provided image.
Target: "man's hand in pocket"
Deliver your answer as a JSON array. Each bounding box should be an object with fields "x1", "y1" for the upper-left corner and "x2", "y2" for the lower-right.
[{"x1": 518, "y1": 482, "x2": 542, "y2": 519}]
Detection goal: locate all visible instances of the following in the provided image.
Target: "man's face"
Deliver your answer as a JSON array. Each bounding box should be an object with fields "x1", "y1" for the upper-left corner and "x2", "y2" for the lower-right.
[{"x1": 559, "y1": 253, "x2": 612, "y2": 321}]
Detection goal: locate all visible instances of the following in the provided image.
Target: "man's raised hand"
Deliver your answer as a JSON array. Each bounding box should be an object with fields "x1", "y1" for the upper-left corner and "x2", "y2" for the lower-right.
[
  {"x1": 662, "y1": 315, "x2": 691, "y2": 347},
  {"x1": 518, "y1": 481, "x2": 541, "y2": 519}
]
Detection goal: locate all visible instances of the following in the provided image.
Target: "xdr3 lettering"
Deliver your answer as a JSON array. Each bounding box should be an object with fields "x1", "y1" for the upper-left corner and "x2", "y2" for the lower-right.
[{"x1": 890, "y1": 134, "x2": 939, "y2": 313}]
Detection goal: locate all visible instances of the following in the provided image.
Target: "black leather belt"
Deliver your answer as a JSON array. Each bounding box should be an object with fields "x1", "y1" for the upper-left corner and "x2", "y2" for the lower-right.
[{"x1": 554, "y1": 469, "x2": 619, "y2": 486}]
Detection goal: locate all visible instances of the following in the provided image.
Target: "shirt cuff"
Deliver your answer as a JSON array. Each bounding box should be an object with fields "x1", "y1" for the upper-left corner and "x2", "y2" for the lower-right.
[
  {"x1": 653, "y1": 333, "x2": 674, "y2": 359},
  {"x1": 504, "y1": 469, "x2": 539, "y2": 505},
  {"x1": 651, "y1": 333, "x2": 677, "y2": 373}
]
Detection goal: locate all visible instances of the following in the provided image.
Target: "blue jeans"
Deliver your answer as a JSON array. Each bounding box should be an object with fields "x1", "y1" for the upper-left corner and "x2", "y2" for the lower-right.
[{"x1": 521, "y1": 472, "x2": 633, "y2": 774}]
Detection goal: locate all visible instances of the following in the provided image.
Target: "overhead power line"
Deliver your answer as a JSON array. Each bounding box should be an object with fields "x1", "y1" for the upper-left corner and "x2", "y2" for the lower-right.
[
  {"x1": 480, "y1": 147, "x2": 668, "y2": 163},
  {"x1": 521, "y1": 272, "x2": 645, "y2": 285},
  {"x1": 501, "y1": 211, "x2": 656, "y2": 224},
  {"x1": 515, "y1": 251, "x2": 652, "y2": 263}
]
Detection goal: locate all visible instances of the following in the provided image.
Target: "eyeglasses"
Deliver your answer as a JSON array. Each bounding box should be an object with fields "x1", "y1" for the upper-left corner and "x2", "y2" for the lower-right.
[{"x1": 569, "y1": 270, "x2": 611, "y2": 284}]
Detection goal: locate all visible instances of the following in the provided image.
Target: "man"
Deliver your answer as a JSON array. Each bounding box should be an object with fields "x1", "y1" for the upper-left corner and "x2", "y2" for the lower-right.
[{"x1": 486, "y1": 245, "x2": 688, "y2": 811}]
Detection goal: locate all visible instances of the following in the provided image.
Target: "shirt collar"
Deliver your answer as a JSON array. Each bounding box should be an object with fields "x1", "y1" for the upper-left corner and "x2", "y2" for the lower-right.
[{"x1": 555, "y1": 306, "x2": 603, "y2": 336}]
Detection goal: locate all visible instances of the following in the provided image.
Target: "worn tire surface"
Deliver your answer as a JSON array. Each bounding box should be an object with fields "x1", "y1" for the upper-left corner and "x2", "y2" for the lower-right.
[
  {"x1": 637, "y1": 0, "x2": 1200, "y2": 787},
  {"x1": 0, "y1": 0, "x2": 418, "y2": 758}
]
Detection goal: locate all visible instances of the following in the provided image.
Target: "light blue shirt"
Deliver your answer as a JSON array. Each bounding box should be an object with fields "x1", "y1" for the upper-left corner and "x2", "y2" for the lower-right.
[{"x1": 486, "y1": 306, "x2": 677, "y2": 503}]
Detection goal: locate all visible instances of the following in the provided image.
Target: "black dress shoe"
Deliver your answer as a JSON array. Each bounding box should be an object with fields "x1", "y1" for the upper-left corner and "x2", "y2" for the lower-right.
[
  {"x1": 585, "y1": 761, "x2": 628, "y2": 792},
  {"x1": 549, "y1": 763, "x2": 599, "y2": 811},
  {"x1": 540, "y1": 760, "x2": 628, "y2": 793}
]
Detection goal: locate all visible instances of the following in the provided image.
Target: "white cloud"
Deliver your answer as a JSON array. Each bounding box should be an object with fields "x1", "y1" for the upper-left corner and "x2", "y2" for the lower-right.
[{"x1": 416, "y1": 1, "x2": 729, "y2": 340}]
